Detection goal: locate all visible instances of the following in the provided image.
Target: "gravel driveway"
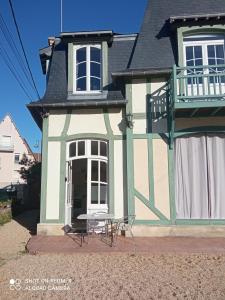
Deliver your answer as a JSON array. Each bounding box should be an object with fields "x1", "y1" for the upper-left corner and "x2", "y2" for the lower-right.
[
  {"x1": 0, "y1": 211, "x2": 225, "y2": 300},
  {"x1": 0, "y1": 253, "x2": 225, "y2": 300}
]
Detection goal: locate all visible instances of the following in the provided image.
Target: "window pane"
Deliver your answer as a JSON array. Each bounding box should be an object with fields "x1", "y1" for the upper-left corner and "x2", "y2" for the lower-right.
[
  {"x1": 91, "y1": 62, "x2": 101, "y2": 78},
  {"x1": 217, "y1": 58, "x2": 225, "y2": 65},
  {"x1": 187, "y1": 60, "x2": 194, "y2": 67},
  {"x1": 91, "y1": 47, "x2": 101, "y2": 63},
  {"x1": 14, "y1": 154, "x2": 20, "y2": 163},
  {"x1": 100, "y1": 184, "x2": 107, "y2": 204},
  {"x1": 91, "y1": 141, "x2": 98, "y2": 155},
  {"x1": 216, "y1": 45, "x2": 224, "y2": 59},
  {"x1": 91, "y1": 160, "x2": 98, "y2": 181},
  {"x1": 77, "y1": 47, "x2": 86, "y2": 63},
  {"x1": 194, "y1": 46, "x2": 202, "y2": 59},
  {"x1": 91, "y1": 183, "x2": 98, "y2": 204},
  {"x1": 69, "y1": 142, "x2": 76, "y2": 157},
  {"x1": 207, "y1": 45, "x2": 215, "y2": 59},
  {"x1": 78, "y1": 141, "x2": 85, "y2": 156},
  {"x1": 186, "y1": 47, "x2": 193, "y2": 60},
  {"x1": 77, "y1": 62, "x2": 86, "y2": 78},
  {"x1": 2, "y1": 136, "x2": 11, "y2": 146},
  {"x1": 208, "y1": 58, "x2": 216, "y2": 66},
  {"x1": 77, "y1": 77, "x2": 86, "y2": 91},
  {"x1": 91, "y1": 77, "x2": 101, "y2": 90},
  {"x1": 100, "y1": 142, "x2": 107, "y2": 157},
  {"x1": 100, "y1": 161, "x2": 107, "y2": 182},
  {"x1": 195, "y1": 58, "x2": 203, "y2": 66}
]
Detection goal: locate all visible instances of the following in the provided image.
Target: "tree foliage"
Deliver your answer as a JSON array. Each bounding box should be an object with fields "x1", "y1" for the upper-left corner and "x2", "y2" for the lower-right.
[{"x1": 19, "y1": 153, "x2": 41, "y2": 185}]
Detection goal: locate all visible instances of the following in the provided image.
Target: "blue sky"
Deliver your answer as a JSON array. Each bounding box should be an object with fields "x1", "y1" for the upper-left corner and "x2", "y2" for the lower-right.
[{"x1": 0, "y1": 0, "x2": 147, "y2": 151}]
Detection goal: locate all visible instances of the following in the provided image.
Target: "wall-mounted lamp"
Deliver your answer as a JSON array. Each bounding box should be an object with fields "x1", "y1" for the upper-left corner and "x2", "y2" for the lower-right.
[{"x1": 125, "y1": 113, "x2": 134, "y2": 129}]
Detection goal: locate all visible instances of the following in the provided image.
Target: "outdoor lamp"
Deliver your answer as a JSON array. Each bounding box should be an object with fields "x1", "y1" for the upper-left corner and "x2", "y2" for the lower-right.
[{"x1": 125, "y1": 113, "x2": 134, "y2": 129}]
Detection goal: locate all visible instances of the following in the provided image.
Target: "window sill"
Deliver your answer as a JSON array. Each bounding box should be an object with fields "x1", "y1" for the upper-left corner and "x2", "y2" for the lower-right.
[{"x1": 68, "y1": 90, "x2": 108, "y2": 101}]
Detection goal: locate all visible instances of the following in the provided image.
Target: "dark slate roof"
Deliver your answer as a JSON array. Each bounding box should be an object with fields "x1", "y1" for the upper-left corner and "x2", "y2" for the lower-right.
[
  {"x1": 29, "y1": 33, "x2": 137, "y2": 108},
  {"x1": 130, "y1": 0, "x2": 225, "y2": 70},
  {"x1": 108, "y1": 35, "x2": 137, "y2": 79}
]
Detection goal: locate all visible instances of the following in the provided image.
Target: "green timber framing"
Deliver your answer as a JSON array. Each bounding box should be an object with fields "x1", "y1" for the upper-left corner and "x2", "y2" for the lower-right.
[
  {"x1": 39, "y1": 86, "x2": 225, "y2": 227},
  {"x1": 168, "y1": 24, "x2": 225, "y2": 153},
  {"x1": 125, "y1": 74, "x2": 225, "y2": 226},
  {"x1": 40, "y1": 107, "x2": 124, "y2": 224},
  {"x1": 126, "y1": 77, "x2": 173, "y2": 225}
]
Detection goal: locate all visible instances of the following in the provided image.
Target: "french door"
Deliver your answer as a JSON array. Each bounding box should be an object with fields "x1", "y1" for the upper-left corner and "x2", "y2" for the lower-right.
[
  {"x1": 183, "y1": 35, "x2": 225, "y2": 96},
  {"x1": 65, "y1": 140, "x2": 108, "y2": 225}
]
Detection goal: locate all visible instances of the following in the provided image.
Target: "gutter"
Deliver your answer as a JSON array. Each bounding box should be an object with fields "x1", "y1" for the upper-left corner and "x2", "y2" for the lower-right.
[
  {"x1": 112, "y1": 68, "x2": 172, "y2": 77},
  {"x1": 27, "y1": 99, "x2": 127, "y2": 109}
]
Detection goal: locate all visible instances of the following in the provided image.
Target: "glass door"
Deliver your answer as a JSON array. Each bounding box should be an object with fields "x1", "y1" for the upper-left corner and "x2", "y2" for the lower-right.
[
  {"x1": 183, "y1": 35, "x2": 225, "y2": 97},
  {"x1": 87, "y1": 158, "x2": 108, "y2": 214},
  {"x1": 65, "y1": 161, "x2": 72, "y2": 225},
  {"x1": 66, "y1": 139, "x2": 108, "y2": 224}
]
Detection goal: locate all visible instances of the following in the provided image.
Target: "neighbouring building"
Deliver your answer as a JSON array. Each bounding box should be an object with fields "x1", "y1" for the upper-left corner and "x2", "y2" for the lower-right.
[
  {"x1": 28, "y1": 0, "x2": 225, "y2": 236},
  {"x1": 0, "y1": 114, "x2": 35, "y2": 189}
]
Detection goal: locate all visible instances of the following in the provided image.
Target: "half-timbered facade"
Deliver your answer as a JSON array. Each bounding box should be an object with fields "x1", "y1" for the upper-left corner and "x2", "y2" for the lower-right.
[{"x1": 28, "y1": 0, "x2": 225, "y2": 236}]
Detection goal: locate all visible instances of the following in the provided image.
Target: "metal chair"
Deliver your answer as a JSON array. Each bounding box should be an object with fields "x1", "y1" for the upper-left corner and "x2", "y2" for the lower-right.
[
  {"x1": 62, "y1": 224, "x2": 87, "y2": 247},
  {"x1": 112, "y1": 215, "x2": 136, "y2": 250},
  {"x1": 119, "y1": 215, "x2": 136, "y2": 237}
]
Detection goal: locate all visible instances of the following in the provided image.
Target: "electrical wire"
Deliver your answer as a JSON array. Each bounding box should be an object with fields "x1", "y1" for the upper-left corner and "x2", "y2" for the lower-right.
[
  {"x1": 8, "y1": 0, "x2": 40, "y2": 100},
  {"x1": 0, "y1": 45, "x2": 33, "y2": 101},
  {"x1": 0, "y1": 11, "x2": 36, "y2": 94}
]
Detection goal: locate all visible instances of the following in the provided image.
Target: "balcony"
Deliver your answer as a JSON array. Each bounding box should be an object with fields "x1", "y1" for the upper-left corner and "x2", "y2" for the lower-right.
[
  {"x1": 171, "y1": 64, "x2": 225, "y2": 111},
  {"x1": 168, "y1": 65, "x2": 225, "y2": 148}
]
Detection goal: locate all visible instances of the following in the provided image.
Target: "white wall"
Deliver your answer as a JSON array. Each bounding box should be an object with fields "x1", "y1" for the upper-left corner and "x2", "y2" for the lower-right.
[
  {"x1": 46, "y1": 142, "x2": 61, "y2": 220},
  {"x1": 0, "y1": 115, "x2": 34, "y2": 187}
]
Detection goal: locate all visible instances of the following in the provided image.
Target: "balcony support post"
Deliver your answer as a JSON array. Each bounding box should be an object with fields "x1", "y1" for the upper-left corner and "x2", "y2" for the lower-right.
[{"x1": 169, "y1": 65, "x2": 177, "y2": 149}]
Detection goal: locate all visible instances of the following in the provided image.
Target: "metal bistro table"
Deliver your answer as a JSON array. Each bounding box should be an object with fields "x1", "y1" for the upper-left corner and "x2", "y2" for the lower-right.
[{"x1": 77, "y1": 213, "x2": 115, "y2": 247}]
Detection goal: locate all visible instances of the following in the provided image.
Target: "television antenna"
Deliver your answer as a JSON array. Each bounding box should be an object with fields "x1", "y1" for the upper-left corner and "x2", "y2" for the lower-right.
[{"x1": 60, "y1": 0, "x2": 63, "y2": 32}]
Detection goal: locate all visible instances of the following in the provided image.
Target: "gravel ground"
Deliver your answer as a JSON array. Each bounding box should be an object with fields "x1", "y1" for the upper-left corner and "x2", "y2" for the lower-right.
[
  {"x1": 0, "y1": 211, "x2": 225, "y2": 300},
  {"x1": 0, "y1": 253, "x2": 225, "y2": 300}
]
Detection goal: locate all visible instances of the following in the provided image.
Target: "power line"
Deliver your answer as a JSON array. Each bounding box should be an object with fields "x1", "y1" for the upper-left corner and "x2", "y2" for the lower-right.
[
  {"x1": 8, "y1": 0, "x2": 40, "y2": 100},
  {"x1": 0, "y1": 12, "x2": 36, "y2": 94},
  {"x1": 0, "y1": 45, "x2": 33, "y2": 101}
]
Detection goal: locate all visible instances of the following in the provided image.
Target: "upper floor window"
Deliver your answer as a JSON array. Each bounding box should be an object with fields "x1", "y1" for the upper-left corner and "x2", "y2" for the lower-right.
[
  {"x1": 183, "y1": 34, "x2": 225, "y2": 83},
  {"x1": 74, "y1": 45, "x2": 102, "y2": 93},
  {"x1": 184, "y1": 34, "x2": 225, "y2": 67},
  {"x1": 2, "y1": 135, "x2": 11, "y2": 147}
]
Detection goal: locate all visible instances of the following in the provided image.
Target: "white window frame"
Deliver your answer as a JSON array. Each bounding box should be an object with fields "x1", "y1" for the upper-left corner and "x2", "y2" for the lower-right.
[
  {"x1": 14, "y1": 153, "x2": 20, "y2": 164},
  {"x1": 183, "y1": 35, "x2": 225, "y2": 67},
  {"x1": 65, "y1": 139, "x2": 108, "y2": 222},
  {"x1": 73, "y1": 44, "x2": 102, "y2": 94},
  {"x1": 2, "y1": 135, "x2": 11, "y2": 147}
]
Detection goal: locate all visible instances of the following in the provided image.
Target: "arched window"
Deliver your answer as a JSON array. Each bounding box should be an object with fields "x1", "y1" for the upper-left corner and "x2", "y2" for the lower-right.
[{"x1": 74, "y1": 45, "x2": 101, "y2": 92}]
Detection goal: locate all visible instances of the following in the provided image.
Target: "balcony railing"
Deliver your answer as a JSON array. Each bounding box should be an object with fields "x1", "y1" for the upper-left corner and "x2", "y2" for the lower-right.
[{"x1": 172, "y1": 64, "x2": 225, "y2": 106}]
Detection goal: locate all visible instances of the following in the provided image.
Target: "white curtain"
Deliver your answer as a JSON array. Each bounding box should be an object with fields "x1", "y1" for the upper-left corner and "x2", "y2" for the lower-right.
[
  {"x1": 206, "y1": 134, "x2": 225, "y2": 219},
  {"x1": 175, "y1": 133, "x2": 225, "y2": 219}
]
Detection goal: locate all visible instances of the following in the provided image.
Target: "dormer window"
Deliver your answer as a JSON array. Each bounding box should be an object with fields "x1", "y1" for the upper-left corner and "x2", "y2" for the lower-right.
[
  {"x1": 183, "y1": 34, "x2": 225, "y2": 84},
  {"x1": 74, "y1": 45, "x2": 102, "y2": 93}
]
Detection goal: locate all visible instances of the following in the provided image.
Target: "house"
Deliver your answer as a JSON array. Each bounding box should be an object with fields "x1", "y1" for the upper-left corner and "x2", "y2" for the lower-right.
[
  {"x1": 0, "y1": 114, "x2": 35, "y2": 189},
  {"x1": 28, "y1": 0, "x2": 225, "y2": 236}
]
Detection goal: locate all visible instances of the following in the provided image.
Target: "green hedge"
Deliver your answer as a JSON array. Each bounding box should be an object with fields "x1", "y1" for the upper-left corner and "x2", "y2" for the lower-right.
[
  {"x1": 0, "y1": 199, "x2": 12, "y2": 208},
  {"x1": 0, "y1": 210, "x2": 12, "y2": 226}
]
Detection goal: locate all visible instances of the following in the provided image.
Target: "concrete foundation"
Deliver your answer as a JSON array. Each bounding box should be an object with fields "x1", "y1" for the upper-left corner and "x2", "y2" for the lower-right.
[
  {"x1": 132, "y1": 225, "x2": 225, "y2": 237},
  {"x1": 37, "y1": 223, "x2": 64, "y2": 236}
]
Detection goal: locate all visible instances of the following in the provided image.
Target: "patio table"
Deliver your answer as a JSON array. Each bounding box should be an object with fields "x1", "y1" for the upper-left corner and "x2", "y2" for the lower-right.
[{"x1": 77, "y1": 214, "x2": 115, "y2": 246}]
